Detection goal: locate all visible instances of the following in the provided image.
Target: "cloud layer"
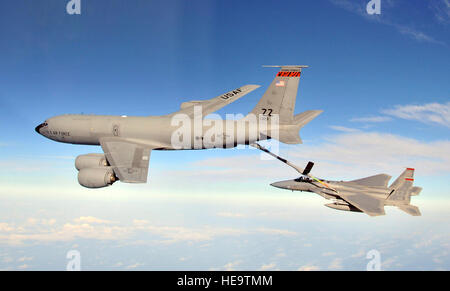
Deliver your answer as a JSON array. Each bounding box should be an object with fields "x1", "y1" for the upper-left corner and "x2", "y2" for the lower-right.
[
  {"x1": 382, "y1": 102, "x2": 450, "y2": 128},
  {"x1": 329, "y1": 0, "x2": 446, "y2": 45},
  {"x1": 168, "y1": 132, "x2": 450, "y2": 181},
  {"x1": 0, "y1": 216, "x2": 297, "y2": 246}
]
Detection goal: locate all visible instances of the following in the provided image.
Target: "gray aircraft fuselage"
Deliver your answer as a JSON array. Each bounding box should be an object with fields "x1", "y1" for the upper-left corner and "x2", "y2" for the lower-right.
[
  {"x1": 271, "y1": 178, "x2": 401, "y2": 210},
  {"x1": 35, "y1": 114, "x2": 286, "y2": 150}
]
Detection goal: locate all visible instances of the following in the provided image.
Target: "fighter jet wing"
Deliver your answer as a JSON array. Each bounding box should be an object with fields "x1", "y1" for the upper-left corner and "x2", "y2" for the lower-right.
[
  {"x1": 348, "y1": 174, "x2": 392, "y2": 187},
  {"x1": 175, "y1": 84, "x2": 260, "y2": 117},
  {"x1": 99, "y1": 137, "x2": 154, "y2": 183},
  {"x1": 338, "y1": 192, "x2": 386, "y2": 217}
]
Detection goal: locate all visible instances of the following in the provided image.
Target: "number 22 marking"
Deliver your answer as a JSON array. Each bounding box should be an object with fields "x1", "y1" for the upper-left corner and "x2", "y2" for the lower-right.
[{"x1": 262, "y1": 108, "x2": 273, "y2": 116}]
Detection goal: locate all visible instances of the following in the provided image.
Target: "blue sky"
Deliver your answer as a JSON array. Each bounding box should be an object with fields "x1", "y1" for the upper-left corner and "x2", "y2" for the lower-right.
[{"x1": 0, "y1": 0, "x2": 449, "y2": 270}]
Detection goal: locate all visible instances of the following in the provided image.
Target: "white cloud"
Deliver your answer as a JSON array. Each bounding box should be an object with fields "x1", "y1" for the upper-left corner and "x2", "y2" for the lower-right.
[
  {"x1": 298, "y1": 265, "x2": 320, "y2": 271},
  {"x1": 0, "y1": 223, "x2": 14, "y2": 232},
  {"x1": 43, "y1": 219, "x2": 56, "y2": 226},
  {"x1": 413, "y1": 233, "x2": 447, "y2": 249},
  {"x1": 396, "y1": 26, "x2": 441, "y2": 43},
  {"x1": 259, "y1": 262, "x2": 277, "y2": 271},
  {"x1": 17, "y1": 256, "x2": 33, "y2": 262},
  {"x1": 138, "y1": 226, "x2": 296, "y2": 244},
  {"x1": 0, "y1": 219, "x2": 132, "y2": 245},
  {"x1": 329, "y1": 125, "x2": 361, "y2": 132},
  {"x1": 125, "y1": 263, "x2": 144, "y2": 270},
  {"x1": 0, "y1": 216, "x2": 297, "y2": 246},
  {"x1": 26, "y1": 218, "x2": 38, "y2": 225},
  {"x1": 171, "y1": 132, "x2": 450, "y2": 180},
  {"x1": 328, "y1": 258, "x2": 344, "y2": 270},
  {"x1": 329, "y1": 0, "x2": 445, "y2": 45},
  {"x1": 432, "y1": 250, "x2": 449, "y2": 265},
  {"x1": 429, "y1": 0, "x2": 450, "y2": 24},
  {"x1": 26, "y1": 218, "x2": 56, "y2": 226},
  {"x1": 350, "y1": 116, "x2": 392, "y2": 123},
  {"x1": 2, "y1": 257, "x2": 13, "y2": 263},
  {"x1": 289, "y1": 132, "x2": 450, "y2": 177},
  {"x1": 255, "y1": 228, "x2": 297, "y2": 236},
  {"x1": 138, "y1": 225, "x2": 247, "y2": 244},
  {"x1": 132, "y1": 219, "x2": 150, "y2": 226},
  {"x1": 223, "y1": 260, "x2": 242, "y2": 271},
  {"x1": 73, "y1": 216, "x2": 112, "y2": 224},
  {"x1": 351, "y1": 249, "x2": 366, "y2": 258},
  {"x1": 382, "y1": 102, "x2": 450, "y2": 128},
  {"x1": 217, "y1": 212, "x2": 246, "y2": 218},
  {"x1": 381, "y1": 257, "x2": 398, "y2": 269}
]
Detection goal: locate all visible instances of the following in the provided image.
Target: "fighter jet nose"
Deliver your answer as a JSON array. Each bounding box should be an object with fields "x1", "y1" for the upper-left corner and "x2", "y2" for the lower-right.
[{"x1": 271, "y1": 181, "x2": 289, "y2": 189}]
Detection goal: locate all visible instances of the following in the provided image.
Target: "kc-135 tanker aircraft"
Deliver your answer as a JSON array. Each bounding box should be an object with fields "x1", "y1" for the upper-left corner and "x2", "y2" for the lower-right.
[
  {"x1": 252, "y1": 143, "x2": 422, "y2": 217},
  {"x1": 35, "y1": 66, "x2": 322, "y2": 188}
]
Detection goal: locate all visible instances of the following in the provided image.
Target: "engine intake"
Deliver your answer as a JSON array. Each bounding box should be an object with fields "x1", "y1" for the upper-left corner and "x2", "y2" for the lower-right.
[
  {"x1": 78, "y1": 167, "x2": 116, "y2": 188},
  {"x1": 75, "y1": 153, "x2": 108, "y2": 171}
]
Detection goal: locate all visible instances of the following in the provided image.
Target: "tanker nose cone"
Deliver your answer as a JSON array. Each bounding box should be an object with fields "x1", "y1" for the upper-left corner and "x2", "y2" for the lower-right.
[{"x1": 35, "y1": 122, "x2": 47, "y2": 135}]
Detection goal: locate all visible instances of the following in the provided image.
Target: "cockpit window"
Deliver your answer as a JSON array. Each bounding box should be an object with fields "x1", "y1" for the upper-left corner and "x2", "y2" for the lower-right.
[{"x1": 295, "y1": 176, "x2": 312, "y2": 182}]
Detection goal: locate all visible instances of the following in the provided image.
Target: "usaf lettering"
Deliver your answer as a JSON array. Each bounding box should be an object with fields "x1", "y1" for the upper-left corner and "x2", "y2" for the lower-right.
[{"x1": 221, "y1": 88, "x2": 242, "y2": 100}]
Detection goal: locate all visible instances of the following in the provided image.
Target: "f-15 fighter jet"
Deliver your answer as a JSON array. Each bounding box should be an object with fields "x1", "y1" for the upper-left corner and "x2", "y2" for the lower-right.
[
  {"x1": 35, "y1": 66, "x2": 322, "y2": 188},
  {"x1": 252, "y1": 143, "x2": 422, "y2": 217}
]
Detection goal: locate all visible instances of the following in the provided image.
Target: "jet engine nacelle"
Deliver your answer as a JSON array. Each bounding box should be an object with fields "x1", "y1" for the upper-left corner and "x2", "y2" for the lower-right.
[
  {"x1": 78, "y1": 167, "x2": 116, "y2": 188},
  {"x1": 75, "y1": 153, "x2": 108, "y2": 171}
]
